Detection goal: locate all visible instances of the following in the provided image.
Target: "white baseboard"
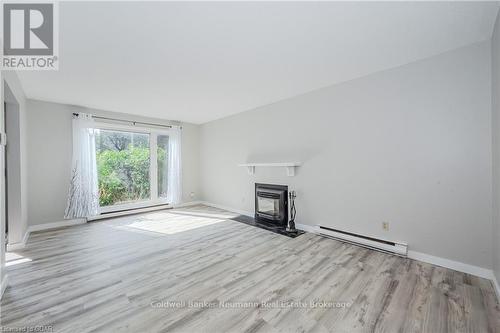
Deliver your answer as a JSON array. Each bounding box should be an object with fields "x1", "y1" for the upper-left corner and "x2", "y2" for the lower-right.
[
  {"x1": 200, "y1": 201, "x2": 253, "y2": 217},
  {"x1": 201, "y1": 202, "x2": 498, "y2": 294},
  {"x1": 6, "y1": 230, "x2": 30, "y2": 251},
  {"x1": 1, "y1": 274, "x2": 8, "y2": 300},
  {"x1": 28, "y1": 218, "x2": 86, "y2": 232},
  {"x1": 88, "y1": 201, "x2": 203, "y2": 221},
  {"x1": 89, "y1": 205, "x2": 171, "y2": 221},
  {"x1": 7, "y1": 219, "x2": 86, "y2": 251},
  {"x1": 300, "y1": 223, "x2": 495, "y2": 281},
  {"x1": 19, "y1": 204, "x2": 201, "y2": 237},
  {"x1": 407, "y1": 250, "x2": 494, "y2": 281},
  {"x1": 492, "y1": 274, "x2": 500, "y2": 302},
  {"x1": 173, "y1": 201, "x2": 203, "y2": 208},
  {"x1": 295, "y1": 223, "x2": 317, "y2": 233}
]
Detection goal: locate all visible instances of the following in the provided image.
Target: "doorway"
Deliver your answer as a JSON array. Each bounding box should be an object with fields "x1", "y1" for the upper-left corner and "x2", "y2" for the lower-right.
[
  {"x1": 3, "y1": 83, "x2": 21, "y2": 247},
  {"x1": 2, "y1": 102, "x2": 7, "y2": 246}
]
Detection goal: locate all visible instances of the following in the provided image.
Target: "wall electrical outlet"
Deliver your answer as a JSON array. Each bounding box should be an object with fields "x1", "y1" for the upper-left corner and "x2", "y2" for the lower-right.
[
  {"x1": 190, "y1": 192, "x2": 195, "y2": 198},
  {"x1": 382, "y1": 222, "x2": 389, "y2": 231}
]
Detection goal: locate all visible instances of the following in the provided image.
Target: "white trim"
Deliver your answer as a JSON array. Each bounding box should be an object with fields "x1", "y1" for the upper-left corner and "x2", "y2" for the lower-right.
[
  {"x1": 1, "y1": 274, "x2": 8, "y2": 300},
  {"x1": 299, "y1": 221, "x2": 494, "y2": 281},
  {"x1": 295, "y1": 222, "x2": 317, "y2": 233},
  {"x1": 408, "y1": 252, "x2": 499, "y2": 304},
  {"x1": 0, "y1": 132, "x2": 6, "y2": 146},
  {"x1": 238, "y1": 162, "x2": 301, "y2": 176},
  {"x1": 407, "y1": 250, "x2": 494, "y2": 280},
  {"x1": 150, "y1": 133, "x2": 158, "y2": 200},
  {"x1": 201, "y1": 203, "x2": 498, "y2": 285},
  {"x1": 200, "y1": 201, "x2": 253, "y2": 217},
  {"x1": 238, "y1": 162, "x2": 301, "y2": 167},
  {"x1": 99, "y1": 199, "x2": 169, "y2": 214},
  {"x1": 92, "y1": 124, "x2": 178, "y2": 212},
  {"x1": 92, "y1": 201, "x2": 204, "y2": 221},
  {"x1": 492, "y1": 274, "x2": 500, "y2": 302},
  {"x1": 28, "y1": 218, "x2": 86, "y2": 233},
  {"x1": 7, "y1": 203, "x2": 202, "y2": 249},
  {"x1": 172, "y1": 201, "x2": 203, "y2": 208},
  {"x1": 6, "y1": 230, "x2": 30, "y2": 251},
  {"x1": 89, "y1": 205, "x2": 171, "y2": 221}
]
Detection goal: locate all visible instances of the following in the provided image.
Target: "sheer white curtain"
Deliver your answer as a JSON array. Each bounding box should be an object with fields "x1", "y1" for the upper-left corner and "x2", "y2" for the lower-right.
[
  {"x1": 64, "y1": 113, "x2": 100, "y2": 219},
  {"x1": 166, "y1": 127, "x2": 182, "y2": 205}
]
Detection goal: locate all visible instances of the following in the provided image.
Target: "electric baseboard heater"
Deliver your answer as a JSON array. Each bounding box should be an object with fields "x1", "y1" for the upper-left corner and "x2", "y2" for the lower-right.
[{"x1": 316, "y1": 225, "x2": 408, "y2": 256}]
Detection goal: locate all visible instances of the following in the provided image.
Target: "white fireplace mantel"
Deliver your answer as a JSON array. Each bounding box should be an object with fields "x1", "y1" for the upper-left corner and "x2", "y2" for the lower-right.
[{"x1": 238, "y1": 162, "x2": 301, "y2": 176}]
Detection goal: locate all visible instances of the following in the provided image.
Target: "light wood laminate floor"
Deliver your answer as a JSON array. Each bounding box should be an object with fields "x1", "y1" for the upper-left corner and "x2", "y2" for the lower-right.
[{"x1": 1, "y1": 205, "x2": 499, "y2": 332}]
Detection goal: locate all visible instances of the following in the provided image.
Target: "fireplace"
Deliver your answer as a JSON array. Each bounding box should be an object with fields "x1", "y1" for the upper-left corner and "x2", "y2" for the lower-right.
[
  {"x1": 230, "y1": 183, "x2": 302, "y2": 238},
  {"x1": 255, "y1": 183, "x2": 288, "y2": 227}
]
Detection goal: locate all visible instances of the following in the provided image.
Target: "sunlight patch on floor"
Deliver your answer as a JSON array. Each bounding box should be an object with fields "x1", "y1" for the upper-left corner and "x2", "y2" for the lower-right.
[
  {"x1": 110, "y1": 210, "x2": 231, "y2": 235},
  {"x1": 6, "y1": 252, "x2": 32, "y2": 267},
  {"x1": 164, "y1": 210, "x2": 240, "y2": 220}
]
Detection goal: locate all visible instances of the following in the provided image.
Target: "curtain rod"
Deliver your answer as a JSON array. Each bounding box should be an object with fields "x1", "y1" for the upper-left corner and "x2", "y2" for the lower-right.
[{"x1": 72, "y1": 113, "x2": 179, "y2": 129}]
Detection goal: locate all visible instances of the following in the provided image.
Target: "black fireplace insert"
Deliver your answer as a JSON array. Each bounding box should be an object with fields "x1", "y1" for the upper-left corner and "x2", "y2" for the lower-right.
[{"x1": 255, "y1": 183, "x2": 288, "y2": 226}]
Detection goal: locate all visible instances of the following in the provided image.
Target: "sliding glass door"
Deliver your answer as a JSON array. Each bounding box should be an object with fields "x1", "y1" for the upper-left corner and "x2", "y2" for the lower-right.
[
  {"x1": 94, "y1": 125, "x2": 172, "y2": 212},
  {"x1": 96, "y1": 129, "x2": 151, "y2": 207}
]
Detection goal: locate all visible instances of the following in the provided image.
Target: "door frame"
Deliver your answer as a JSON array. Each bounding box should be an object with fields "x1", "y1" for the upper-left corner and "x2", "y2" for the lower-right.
[{"x1": 91, "y1": 120, "x2": 173, "y2": 214}]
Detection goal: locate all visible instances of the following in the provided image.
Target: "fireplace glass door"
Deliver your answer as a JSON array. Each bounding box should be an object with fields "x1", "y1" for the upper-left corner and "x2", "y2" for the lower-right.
[{"x1": 256, "y1": 191, "x2": 281, "y2": 219}]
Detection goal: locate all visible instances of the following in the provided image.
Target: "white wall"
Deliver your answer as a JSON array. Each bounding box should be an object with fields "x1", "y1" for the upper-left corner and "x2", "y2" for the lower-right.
[
  {"x1": 491, "y1": 10, "x2": 500, "y2": 286},
  {"x1": 26, "y1": 99, "x2": 200, "y2": 226},
  {"x1": 200, "y1": 42, "x2": 493, "y2": 270},
  {"x1": 5, "y1": 85, "x2": 22, "y2": 245},
  {"x1": 0, "y1": 69, "x2": 29, "y2": 297},
  {"x1": 0, "y1": 69, "x2": 6, "y2": 296},
  {"x1": 2, "y1": 72, "x2": 29, "y2": 247}
]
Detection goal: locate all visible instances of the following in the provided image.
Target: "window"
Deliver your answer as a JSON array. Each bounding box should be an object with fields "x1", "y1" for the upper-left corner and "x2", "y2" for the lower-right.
[
  {"x1": 96, "y1": 129, "x2": 151, "y2": 207},
  {"x1": 93, "y1": 125, "x2": 173, "y2": 212}
]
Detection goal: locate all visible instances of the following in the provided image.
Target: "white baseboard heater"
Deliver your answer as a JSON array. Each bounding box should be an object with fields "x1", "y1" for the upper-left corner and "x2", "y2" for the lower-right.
[{"x1": 315, "y1": 225, "x2": 408, "y2": 257}]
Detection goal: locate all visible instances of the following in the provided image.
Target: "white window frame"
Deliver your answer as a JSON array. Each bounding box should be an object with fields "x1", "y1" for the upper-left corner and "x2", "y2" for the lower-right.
[{"x1": 92, "y1": 121, "x2": 173, "y2": 214}]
